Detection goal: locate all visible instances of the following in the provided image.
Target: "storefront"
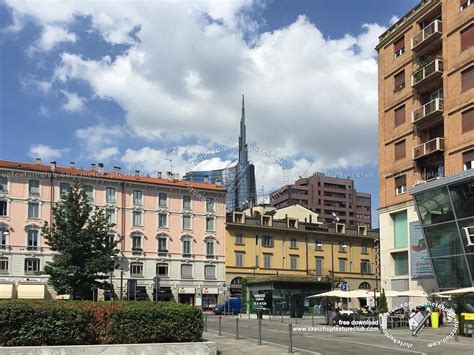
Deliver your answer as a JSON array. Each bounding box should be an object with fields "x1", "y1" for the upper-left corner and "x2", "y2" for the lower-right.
[
  {"x1": 178, "y1": 287, "x2": 195, "y2": 305},
  {"x1": 17, "y1": 281, "x2": 45, "y2": 299},
  {"x1": 0, "y1": 281, "x2": 14, "y2": 299},
  {"x1": 411, "y1": 173, "x2": 474, "y2": 291},
  {"x1": 201, "y1": 287, "x2": 218, "y2": 310}
]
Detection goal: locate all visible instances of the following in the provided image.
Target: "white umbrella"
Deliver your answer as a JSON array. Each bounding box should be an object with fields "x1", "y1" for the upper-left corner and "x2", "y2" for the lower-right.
[
  {"x1": 435, "y1": 287, "x2": 474, "y2": 297},
  {"x1": 384, "y1": 290, "x2": 428, "y2": 297},
  {"x1": 306, "y1": 290, "x2": 351, "y2": 298},
  {"x1": 345, "y1": 289, "x2": 380, "y2": 298}
]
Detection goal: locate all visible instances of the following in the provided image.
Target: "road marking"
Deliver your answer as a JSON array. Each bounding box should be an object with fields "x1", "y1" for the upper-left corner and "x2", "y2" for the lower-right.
[{"x1": 206, "y1": 329, "x2": 321, "y2": 355}]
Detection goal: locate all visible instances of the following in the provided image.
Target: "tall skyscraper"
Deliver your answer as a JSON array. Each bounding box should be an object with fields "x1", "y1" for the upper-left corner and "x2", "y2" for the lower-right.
[{"x1": 184, "y1": 96, "x2": 257, "y2": 212}]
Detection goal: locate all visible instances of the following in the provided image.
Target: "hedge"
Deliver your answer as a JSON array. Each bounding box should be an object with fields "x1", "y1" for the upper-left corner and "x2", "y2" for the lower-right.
[{"x1": 0, "y1": 301, "x2": 203, "y2": 346}]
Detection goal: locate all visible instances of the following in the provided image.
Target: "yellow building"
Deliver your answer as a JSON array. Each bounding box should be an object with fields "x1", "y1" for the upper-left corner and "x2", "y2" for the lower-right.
[{"x1": 225, "y1": 205, "x2": 379, "y2": 314}]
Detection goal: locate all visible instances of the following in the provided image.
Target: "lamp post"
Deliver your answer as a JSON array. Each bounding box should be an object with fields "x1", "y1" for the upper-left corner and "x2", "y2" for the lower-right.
[
  {"x1": 120, "y1": 268, "x2": 124, "y2": 300},
  {"x1": 374, "y1": 239, "x2": 380, "y2": 311}
]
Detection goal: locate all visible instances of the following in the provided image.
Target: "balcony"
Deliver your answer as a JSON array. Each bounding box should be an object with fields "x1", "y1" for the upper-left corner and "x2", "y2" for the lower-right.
[
  {"x1": 413, "y1": 137, "x2": 444, "y2": 160},
  {"x1": 411, "y1": 20, "x2": 442, "y2": 53},
  {"x1": 412, "y1": 59, "x2": 443, "y2": 89},
  {"x1": 412, "y1": 98, "x2": 444, "y2": 125},
  {"x1": 131, "y1": 248, "x2": 143, "y2": 256}
]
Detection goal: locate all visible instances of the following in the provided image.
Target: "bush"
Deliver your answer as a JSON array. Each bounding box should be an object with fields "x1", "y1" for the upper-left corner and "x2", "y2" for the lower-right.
[{"x1": 0, "y1": 301, "x2": 203, "y2": 346}]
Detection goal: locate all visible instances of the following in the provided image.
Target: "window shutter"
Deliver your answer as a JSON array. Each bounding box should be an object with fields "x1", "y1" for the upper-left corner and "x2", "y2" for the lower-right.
[
  {"x1": 395, "y1": 175, "x2": 407, "y2": 188},
  {"x1": 463, "y1": 150, "x2": 474, "y2": 163},
  {"x1": 395, "y1": 140, "x2": 406, "y2": 160},
  {"x1": 181, "y1": 264, "x2": 192, "y2": 278},
  {"x1": 462, "y1": 108, "x2": 474, "y2": 133},
  {"x1": 394, "y1": 106, "x2": 406, "y2": 126},
  {"x1": 461, "y1": 24, "x2": 474, "y2": 51},
  {"x1": 205, "y1": 265, "x2": 215, "y2": 279},
  {"x1": 462, "y1": 67, "x2": 474, "y2": 92},
  {"x1": 394, "y1": 37, "x2": 404, "y2": 52},
  {"x1": 394, "y1": 71, "x2": 405, "y2": 89}
]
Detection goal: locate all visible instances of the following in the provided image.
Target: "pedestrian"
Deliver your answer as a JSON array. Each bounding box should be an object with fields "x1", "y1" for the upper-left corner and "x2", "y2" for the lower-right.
[{"x1": 438, "y1": 306, "x2": 444, "y2": 326}]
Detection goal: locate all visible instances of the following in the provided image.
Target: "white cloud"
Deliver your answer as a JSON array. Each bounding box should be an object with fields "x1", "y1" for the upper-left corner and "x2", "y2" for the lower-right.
[
  {"x1": 61, "y1": 90, "x2": 85, "y2": 112},
  {"x1": 30, "y1": 24, "x2": 76, "y2": 52},
  {"x1": 28, "y1": 144, "x2": 68, "y2": 161},
  {"x1": 390, "y1": 15, "x2": 400, "y2": 25},
  {"x1": 96, "y1": 147, "x2": 120, "y2": 161},
  {"x1": 75, "y1": 123, "x2": 123, "y2": 161}
]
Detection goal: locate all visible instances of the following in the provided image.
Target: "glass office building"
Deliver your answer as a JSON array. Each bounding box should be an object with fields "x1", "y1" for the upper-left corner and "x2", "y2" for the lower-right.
[{"x1": 411, "y1": 172, "x2": 474, "y2": 291}]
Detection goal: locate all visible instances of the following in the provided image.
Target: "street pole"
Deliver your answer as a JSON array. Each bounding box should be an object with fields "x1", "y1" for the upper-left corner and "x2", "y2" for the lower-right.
[{"x1": 120, "y1": 269, "x2": 124, "y2": 300}]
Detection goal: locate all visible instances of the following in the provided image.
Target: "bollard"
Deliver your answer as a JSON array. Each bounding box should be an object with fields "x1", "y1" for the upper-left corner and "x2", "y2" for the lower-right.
[
  {"x1": 236, "y1": 318, "x2": 239, "y2": 340},
  {"x1": 312, "y1": 314, "x2": 314, "y2": 327},
  {"x1": 295, "y1": 315, "x2": 298, "y2": 324},
  {"x1": 269, "y1": 310, "x2": 272, "y2": 322},
  {"x1": 288, "y1": 323, "x2": 293, "y2": 353},
  {"x1": 240, "y1": 312, "x2": 242, "y2": 319},
  {"x1": 258, "y1": 319, "x2": 262, "y2": 346},
  {"x1": 218, "y1": 316, "x2": 222, "y2": 336},
  {"x1": 281, "y1": 313, "x2": 284, "y2": 323},
  {"x1": 205, "y1": 315, "x2": 208, "y2": 332},
  {"x1": 248, "y1": 312, "x2": 251, "y2": 319}
]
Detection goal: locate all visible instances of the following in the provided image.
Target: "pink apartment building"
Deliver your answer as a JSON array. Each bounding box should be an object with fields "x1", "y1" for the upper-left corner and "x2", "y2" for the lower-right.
[{"x1": 0, "y1": 159, "x2": 226, "y2": 308}]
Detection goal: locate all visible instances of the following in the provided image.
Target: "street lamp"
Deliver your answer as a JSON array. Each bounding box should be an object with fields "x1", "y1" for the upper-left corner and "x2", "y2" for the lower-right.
[{"x1": 373, "y1": 239, "x2": 380, "y2": 311}]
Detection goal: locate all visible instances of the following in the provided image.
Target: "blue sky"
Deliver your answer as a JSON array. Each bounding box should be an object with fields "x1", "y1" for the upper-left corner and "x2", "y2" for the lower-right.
[{"x1": 0, "y1": 0, "x2": 419, "y2": 226}]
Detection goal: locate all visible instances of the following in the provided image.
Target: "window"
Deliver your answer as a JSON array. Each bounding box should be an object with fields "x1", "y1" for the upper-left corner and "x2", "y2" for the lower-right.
[
  {"x1": 105, "y1": 208, "x2": 115, "y2": 224},
  {"x1": 393, "y1": 211, "x2": 408, "y2": 248},
  {"x1": 315, "y1": 257, "x2": 323, "y2": 275},
  {"x1": 394, "y1": 36, "x2": 405, "y2": 57},
  {"x1": 0, "y1": 177, "x2": 7, "y2": 192},
  {"x1": 157, "y1": 263, "x2": 169, "y2": 276},
  {"x1": 28, "y1": 202, "x2": 39, "y2": 219},
  {"x1": 204, "y1": 265, "x2": 216, "y2": 280},
  {"x1": 181, "y1": 264, "x2": 193, "y2": 279},
  {"x1": 130, "y1": 262, "x2": 143, "y2": 276},
  {"x1": 462, "y1": 108, "x2": 474, "y2": 133},
  {"x1": 359, "y1": 282, "x2": 371, "y2": 290},
  {"x1": 234, "y1": 212, "x2": 244, "y2": 223},
  {"x1": 339, "y1": 258, "x2": 346, "y2": 272},
  {"x1": 463, "y1": 150, "x2": 474, "y2": 171},
  {"x1": 27, "y1": 230, "x2": 39, "y2": 251},
  {"x1": 394, "y1": 70, "x2": 405, "y2": 90},
  {"x1": 158, "y1": 193, "x2": 168, "y2": 208},
  {"x1": 183, "y1": 195, "x2": 192, "y2": 210},
  {"x1": 132, "y1": 211, "x2": 143, "y2": 226},
  {"x1": 106, "y1": 187, "x2": 116, "y2": 203},
  {"x1": 461, "y1": 66, "x2": 474, "y2": 92},
  {"x1": 358, "y1": 225, "x2": 368, "y2": 236},
  {"x1": 460, "y1": 24, "x2": 474, "y2": 52},
  {"x1": 262, "y1": 235, "x2": 273, "y2": 247},
  {"x1": 290, "y1": 238, "x2": 297, "y2": 249},
  {"x1": 182, "y1": 239, "x2": 192, "y2": 257},
  {"x1": 158, "y1": 213, "x2": 168, "y2": 228},
  {"x1": 339, "y1": 242, "x2": 347, "y2": 252},
  {"x1": 262, "y1": 215, "x2": 271, "y2": 226},
  {"x1": 395, "y1": 140, "x2": 406, "y2": 160},
  {"x1": 0, "y1": 230, "x2": 7, "y2": 249},
  {"x1": 25, "y1": 258, "x2": 40, "y2": 274},
  {"x1": 315, "y1": 240, "x2": 323, "y2": 250},
  {"x1": 206, "y1": 239, "x2": 215, "y2": 257},
  {"x1": 235, "y1": 252, "x2": 244, "y2": 267},
  {"x1": 394, "y1": 105, "x2": 405, "y2": 127},
  {"x1": 361, "y1": 244, "x2": 368, "y2": 254},
  {"x1": 395, "y1": 175, "x2": 407, "y2": 195},
  {"x1": 206, "y1": 198, "x2": 215, "y2": 213},
  {"x1": 158, "y1": 236, "x2": 167, "y2": 253},
  {"x1": 290, "y1": 256, "x2": 298, "y2": 270},
  {"x1": 84, "y1": 185, "x2": 94, "y2": 200},
  {"x1": 132, "y1": 234, "x2": 142, "y2": 250},
  {"x1": 263, "y1": 254, "x2": 271, "y2": 268},
  {"x1": 183, "y1": 215, "x2": 192, "y2": 230},
  {"x1": 235, "y1": 233, "x2": 244, "y2": 244},
  {"x1": 288, "y1": 219, "x2": 297, "y2": 228},
  {"x1": 106, "y1": 233, "x2": 115, "y2": 248},
  {"x1": 28, "y1": 180, "x2": 40, "y2": 196},
  {"x1": 361, "y1": 260, "x2": 371, "y2": 274},
  {"x1": 393, "y1": 251, "x2": 408, "y2": 275},
  {"x1": 206, "y1": 216, "x2": 215, "y2": 231},
  {"x1": 133, "y1": 190, "x2": 143, "y2": 206},
  {"x1": 0, "y1": 257, "x2": 8, "y2": 273},
  {"x1": 460, "y1": 0, "x2": 472, "y2": 11},
  {"x1": 59, "y1": 183, "x2": 70, "y2": 197}
]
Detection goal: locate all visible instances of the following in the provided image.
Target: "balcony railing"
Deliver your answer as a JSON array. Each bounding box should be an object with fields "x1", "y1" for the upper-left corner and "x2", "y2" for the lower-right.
[
  {"x1": 131, "y1": 248, "x2": 143, "y2": 256},
  {"x1": 412, "y1": 98, "x2": 444, "y2": 124},
  {"x1": 413, "y1": 137, "x2": 445, "y2": 160},
  {"x1": 411, "y1": 20, "x2": 442, "y2": 51},
  {"x1": 412, "y1": 59, "x2": 443, "y2": 88}
]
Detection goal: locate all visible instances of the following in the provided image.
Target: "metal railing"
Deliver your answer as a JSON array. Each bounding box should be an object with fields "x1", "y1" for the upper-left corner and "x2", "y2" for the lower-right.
[
  {"x1": 413, "y1": 137, "x2": 444, "y2": 159},
  {"x1": 412, "y1": 59, "x2": 443, "y2": 87},
  {"x1": 412, "y1": 98, "x2": 444, "y2": 123},
  {"x1": 411, "y1": 20, "x2": 442, "y2": 49}
]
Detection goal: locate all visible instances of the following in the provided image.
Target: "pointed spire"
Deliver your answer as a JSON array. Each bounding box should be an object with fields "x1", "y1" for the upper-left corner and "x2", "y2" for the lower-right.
[{"x1": 239, "y1": 94, "x2": 246, "y2": 152}]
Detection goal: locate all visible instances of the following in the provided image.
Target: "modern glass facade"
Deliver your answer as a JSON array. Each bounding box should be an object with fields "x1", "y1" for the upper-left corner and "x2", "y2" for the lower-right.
[{"x1": 412, "y1": 174, "x2": 474, "y2": 290}]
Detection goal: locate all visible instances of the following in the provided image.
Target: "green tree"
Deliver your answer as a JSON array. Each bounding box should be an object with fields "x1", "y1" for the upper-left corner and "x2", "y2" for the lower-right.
[
  {"x1": 377, "y1": 288, "x2": 388, "y2": 314},
  {"x1": 42, "y1": 182, "x2": 119, "y2": 299}
]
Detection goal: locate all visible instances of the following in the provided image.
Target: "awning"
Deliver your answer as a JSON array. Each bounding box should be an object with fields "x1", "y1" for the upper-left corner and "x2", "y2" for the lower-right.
[
  {"x1": 202, "y1": 287, "x2": 219, "y2": 295},
  {"x1": 0, "y1": 283, "x2": 14, "y2": 299},
  {"x1": 178, "y1": 287, "x2": 195, "y2": 294},
  {"x1": 307, "y1": 289, "x2": 381, "y2": 299},
  {"x1": 17, "y1": 283, "x2": 45, "y2": 299},
  {"x1": 435, "y1": 287, "x2": 474, "y2": 297}
]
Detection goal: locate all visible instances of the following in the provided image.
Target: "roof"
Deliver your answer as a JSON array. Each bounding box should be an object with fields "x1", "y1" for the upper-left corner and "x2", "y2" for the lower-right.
[{"x1": 0, "y1": 159, "x2": 226, "y2": 192}]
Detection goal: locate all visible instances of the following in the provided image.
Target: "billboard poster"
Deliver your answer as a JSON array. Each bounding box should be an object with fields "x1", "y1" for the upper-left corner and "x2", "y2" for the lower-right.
[
  {"x1": 410, "y1": 221, "x2": 433, "y2": 278},
  {"x1": 251, "y1": 290, "x2": 273, "y2": 310}
]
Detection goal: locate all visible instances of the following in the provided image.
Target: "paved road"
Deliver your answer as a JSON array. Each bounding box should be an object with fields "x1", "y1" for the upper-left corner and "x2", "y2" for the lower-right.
[{"x1": 203, "y1": 315, "x2": 472, "y2": 354}]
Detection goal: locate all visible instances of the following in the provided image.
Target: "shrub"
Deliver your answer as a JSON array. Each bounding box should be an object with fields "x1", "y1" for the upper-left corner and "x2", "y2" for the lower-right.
[{"x1": 0, "y1": 301, "x2": 203, "y2": 346}]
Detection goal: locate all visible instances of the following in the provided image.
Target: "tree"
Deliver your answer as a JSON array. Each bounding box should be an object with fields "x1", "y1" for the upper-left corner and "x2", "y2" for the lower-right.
[
  {"x1": 42, "y1": 182, "x2": 119, "y2": 300},
  {"x1": 377, "y1": 288, "x2": 388, "y2": 314}
]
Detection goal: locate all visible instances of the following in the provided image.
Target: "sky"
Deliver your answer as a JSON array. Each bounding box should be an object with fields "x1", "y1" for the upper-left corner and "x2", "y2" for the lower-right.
[{"x1": 0, "y1": 0, "x2": 420, "y2": 227}]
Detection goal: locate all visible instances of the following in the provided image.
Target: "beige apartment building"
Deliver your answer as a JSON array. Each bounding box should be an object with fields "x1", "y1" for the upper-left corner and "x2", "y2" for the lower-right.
[{"x1": 377, "y1": 0, "x2": 474, "y2": 306}]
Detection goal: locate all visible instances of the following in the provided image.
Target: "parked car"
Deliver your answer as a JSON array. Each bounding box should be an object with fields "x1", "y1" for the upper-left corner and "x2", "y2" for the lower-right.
[{"x1": 213, "y1": 297, "x2": 242, "y2": 314}]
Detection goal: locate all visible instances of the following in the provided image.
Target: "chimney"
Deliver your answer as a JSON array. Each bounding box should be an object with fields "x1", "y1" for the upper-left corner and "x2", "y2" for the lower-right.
[
  {"x1": 50, "y1": 161, "x2": 56, "y2": 172},
  {"x1": 135, "y1": 170, "x2": 140, "y2": 176},
  {"x1": 98, "y1": 163, "x2": 104, "y2": 174},
  {"x1": 203, "y1": 176, "x2": 209, "y2": 183},
  {"x1": 35, "y1": 158, "x2": 42, "y2": 165},
  {"x1": 157, "y1": 172, "x2": 162, "y2": 178},
  {"x1": 91, "y1": 163, "x2": 96, "y2": 171},
  {"x1": 113, "y1": 166, "x2": 121, "y2": 172},
  {"x1": 69, "y1": 161, "x2": 75, "y2": 169}
]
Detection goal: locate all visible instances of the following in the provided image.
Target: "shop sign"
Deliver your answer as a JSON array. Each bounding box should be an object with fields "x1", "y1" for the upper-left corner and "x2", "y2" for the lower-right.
[
  {"x1": 252, "y1": 290, "x2": 273, "y2": 309},
  {"x1": 410, "y1": 222, "x2": 433, "y2": 278},
  {"x1": 202, "y1": 287, "x2": 218, "y2": 294},
  {"x1": 178, "y1": 287, "x2": 195, "y2": 294},
  {"x1": 462, "y1": 227, "x2": 474, "y2": 247}
]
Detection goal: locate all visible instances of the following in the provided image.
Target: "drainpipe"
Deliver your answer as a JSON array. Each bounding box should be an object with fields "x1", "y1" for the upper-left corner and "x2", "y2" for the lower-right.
[
  {"x1": 305, "y1": 234, "x2": 309, "y2": 275},
  {"x1": 121, "y1": 181, "x2": 125, "y2": 252}
]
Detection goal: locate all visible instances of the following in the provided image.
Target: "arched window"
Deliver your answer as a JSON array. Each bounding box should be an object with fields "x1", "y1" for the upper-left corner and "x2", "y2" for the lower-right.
[
  {"x1": 231, "y1": 277, "x2": 243, "y2": 286},
  {"x1": 359, "y1": 282, "x2": 371, "y2": 290}
]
